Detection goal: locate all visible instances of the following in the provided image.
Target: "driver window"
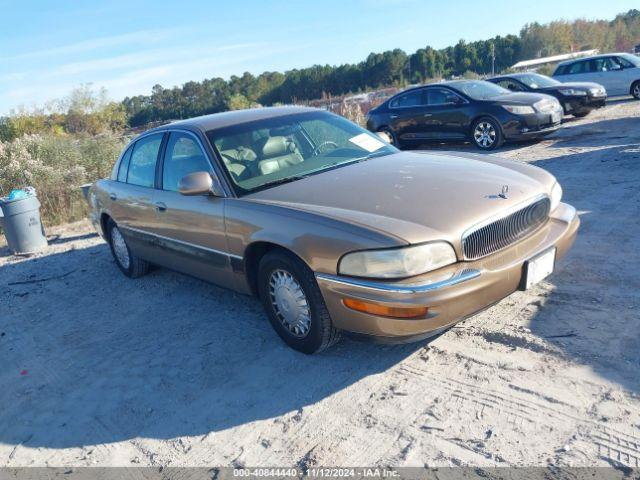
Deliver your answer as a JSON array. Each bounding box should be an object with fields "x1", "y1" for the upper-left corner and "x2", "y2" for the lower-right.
[
  {"x1": 498, "y1": 80, "x2": 523, "y2": 92},
  {"x1": 617, "y1": 56, "x2": 634, "y2": 68},
  {"x1": 162, "y1": 133, "x2": 211, "y2": 192}
]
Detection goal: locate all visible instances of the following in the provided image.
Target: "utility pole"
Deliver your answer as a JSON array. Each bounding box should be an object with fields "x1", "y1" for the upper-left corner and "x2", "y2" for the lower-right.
[{"x1": 491, "y1": 43, "x2": 495, "y2": 76}]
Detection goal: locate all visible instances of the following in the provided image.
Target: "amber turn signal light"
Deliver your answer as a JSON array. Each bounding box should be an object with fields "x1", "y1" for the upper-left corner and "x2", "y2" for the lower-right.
[{"x1": 343, "y1": 298, "x2": 428, "y2": 319}]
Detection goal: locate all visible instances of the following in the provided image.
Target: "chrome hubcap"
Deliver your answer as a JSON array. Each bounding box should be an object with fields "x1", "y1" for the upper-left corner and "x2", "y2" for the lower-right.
[
  {"x1": 634, "y1": 84, "x2": 640, "y2": 98},
  {"x1": 269, "y1": 269, "x2": 311, "y2": 338},
  {"x1": 111, "y1": 226, "x2": 130, "y2": 269},
  {"x1": 474, "y1": 122, "x2": 496, "y2": 147}
]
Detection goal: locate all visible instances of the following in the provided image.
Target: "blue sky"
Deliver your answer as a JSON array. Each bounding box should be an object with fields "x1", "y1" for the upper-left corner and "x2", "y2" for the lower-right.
[{"x1": 0, "y1": 0, "x2": 634, "y2": 114}]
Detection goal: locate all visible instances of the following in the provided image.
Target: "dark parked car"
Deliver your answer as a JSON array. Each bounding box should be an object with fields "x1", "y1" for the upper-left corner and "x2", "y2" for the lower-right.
[
  {"x1": 488, "y1": 72, "x2": 606, "y2": 117},
  {"x1": 366, "y1": 80, "x2": 563, "y2": 150}
]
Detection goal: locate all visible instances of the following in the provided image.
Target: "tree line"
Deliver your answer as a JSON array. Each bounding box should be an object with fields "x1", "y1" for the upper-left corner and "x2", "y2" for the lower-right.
[
  {"x1": 2, "y1": 9, "x2": 639, "y2": 139},
  {"x1": 122, "y1": 9, "x2": 640, "y2": 126}
]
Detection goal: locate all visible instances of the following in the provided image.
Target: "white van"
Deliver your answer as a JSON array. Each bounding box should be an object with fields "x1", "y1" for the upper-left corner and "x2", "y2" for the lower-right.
[{"x1": 553, "y1": 53, "x2": 640, "y2": 99}]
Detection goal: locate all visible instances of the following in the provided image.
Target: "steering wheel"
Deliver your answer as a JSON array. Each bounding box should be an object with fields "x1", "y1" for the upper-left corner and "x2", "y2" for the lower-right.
[{"x1": 312, "y1": 141, "x2": 339, "y2": 156}]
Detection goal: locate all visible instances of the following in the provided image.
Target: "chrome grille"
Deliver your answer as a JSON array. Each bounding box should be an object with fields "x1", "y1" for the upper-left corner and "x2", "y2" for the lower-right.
[{"x1": 462, "y1": 197, "x2": 551, "y2": 260}]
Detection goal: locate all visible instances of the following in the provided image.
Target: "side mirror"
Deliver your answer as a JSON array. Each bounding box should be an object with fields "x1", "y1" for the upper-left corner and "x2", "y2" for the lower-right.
[
  {"x1": 376, "y1": 131, "x2": 392, "y2": 143},
  {"x1": 178, "y1": 171, "x2": 224, "y2": 196}
]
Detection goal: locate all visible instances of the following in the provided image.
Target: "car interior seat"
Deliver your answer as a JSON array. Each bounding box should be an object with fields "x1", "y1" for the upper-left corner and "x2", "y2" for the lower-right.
[{"x1": 258, "y1": 136, "x2": 303, "y2": 175}]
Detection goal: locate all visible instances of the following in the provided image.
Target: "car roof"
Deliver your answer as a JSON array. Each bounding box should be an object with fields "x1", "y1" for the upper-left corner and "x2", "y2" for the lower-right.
[
  {"x1": 389, "y1": 79, "x2": 487, "y2": 97},
  {"x1": 557, "y1": 53, "x2": 629, "y2": 67},
  {"x1": 146, "y1": 106, "x2": 320, "y2": 134}
]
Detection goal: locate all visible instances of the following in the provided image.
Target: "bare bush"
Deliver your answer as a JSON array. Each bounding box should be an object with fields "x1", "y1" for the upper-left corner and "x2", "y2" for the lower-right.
[{"x1": 0, "y1": 133, "x2": 129, "y2": 225}]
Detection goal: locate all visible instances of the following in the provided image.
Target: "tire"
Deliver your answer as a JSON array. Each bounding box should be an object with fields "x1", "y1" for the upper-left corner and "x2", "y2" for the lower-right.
[
  {"x1": 573, "y1": 110, "x2": 591, "y2": 118},
  {"x1": 377, "y1": 127, "x2": 398, "y2": 147},
  {"x1": 471, "y1": 117, "x2": 504, "y2": 150},
  {"x1": 107, "y1": 219, "x2": 150, "y2": 278},
  {"x1": 257, "y1": 249, "x2": 341, "y2": 354},
  {"x1": 631, "y1": 81, "x2": 640, "y2": 100}
]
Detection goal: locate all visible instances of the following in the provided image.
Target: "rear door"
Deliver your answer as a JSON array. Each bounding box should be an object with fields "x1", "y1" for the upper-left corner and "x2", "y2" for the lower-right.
[
  {"x1": 387, "y1": 89, "x2": 428, "y2": 142},
  {"x1": 149, "y1": 130, "x2": 232, "y2": 285},
  {"x1": 110, "y1": 132, "x2": 165, "y2": 260},
  {"x1": 420, "y1": 87, "x2": 472, "y2": 141}
]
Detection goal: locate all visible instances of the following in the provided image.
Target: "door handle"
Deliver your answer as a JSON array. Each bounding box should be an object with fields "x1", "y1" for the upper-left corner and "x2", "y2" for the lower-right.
[
  {"x1": 423, "y1": 113, "x2": 432, "y2": 117},
  {"x1": 390, "y1": 114, "x2": 399, "y2": 119},
  {"x1": 155, "y1": 202, "x2": 167, "y2": 212},
  {"x1": 109, "y1": 193, "x2": 117, "y2": 201}
]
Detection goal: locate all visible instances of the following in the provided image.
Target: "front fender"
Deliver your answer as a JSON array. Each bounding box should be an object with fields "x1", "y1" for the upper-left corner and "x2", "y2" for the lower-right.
[{"x1": 224, "y1": 199, "x2": 406, "y2": 274}]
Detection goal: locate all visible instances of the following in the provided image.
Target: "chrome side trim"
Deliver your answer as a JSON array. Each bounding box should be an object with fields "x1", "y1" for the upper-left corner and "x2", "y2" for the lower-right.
[
  {"x1": 120, "y1": 226, "x2": 243, "y2": 260},
  {"x1": 315, "y1": 269, "x2": 481, "y2": 295}
]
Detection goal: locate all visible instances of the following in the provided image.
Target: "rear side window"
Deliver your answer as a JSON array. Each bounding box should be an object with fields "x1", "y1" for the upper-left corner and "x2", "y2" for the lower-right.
[
  {"x1": 127, "y1": 133, "x2": 163, "y2": 188},
  {"x1": 389, "y1": 90, "x2": 425, "y2": 108},
  {"x1": 117, "y1": 146, "x2": 133, "y2": 182},
  {"x1": 567, "y1": 61, "x2": 587, "y2": 74},
  {"x1": 162, "y1": 133, "x2": 211, "y2": 192}
]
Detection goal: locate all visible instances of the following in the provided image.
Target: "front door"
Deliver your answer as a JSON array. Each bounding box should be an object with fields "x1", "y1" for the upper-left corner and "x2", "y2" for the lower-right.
[
  {"x1": 149, "y1": 131, "x2": 232, "y2": 286},
  {"x1": 590, "y1": 57, "x2": 627, "y2": 95}
]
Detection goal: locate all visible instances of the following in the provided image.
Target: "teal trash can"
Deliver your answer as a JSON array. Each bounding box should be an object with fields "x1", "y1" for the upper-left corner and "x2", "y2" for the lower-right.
[{"x1": 0, "y1": 195, "x2": 48, "y2": 255}]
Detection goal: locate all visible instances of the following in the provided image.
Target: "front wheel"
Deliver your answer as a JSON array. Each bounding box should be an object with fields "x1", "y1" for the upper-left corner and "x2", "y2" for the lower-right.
[
  {"x1": 257, "y1": 250, "x2": 340, "y2": 354},
  {"x1": 631, "y1": 81, "x2": 640, "y2": 100},
  {"x1": 573, "y1": 110, "x2": 591, "y2": 118},
  {"x1": 471, "y1": 117, "x2": 504, "y2": 150}
]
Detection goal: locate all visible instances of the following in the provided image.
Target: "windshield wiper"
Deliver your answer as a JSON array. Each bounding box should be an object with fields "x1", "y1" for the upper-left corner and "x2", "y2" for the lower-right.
[
  {"x1": 257, "y1": 175, "x2": 309, "y2": 189},
  {"x1": 351, "y1": 150, "x2": 392, "y2": 163}
]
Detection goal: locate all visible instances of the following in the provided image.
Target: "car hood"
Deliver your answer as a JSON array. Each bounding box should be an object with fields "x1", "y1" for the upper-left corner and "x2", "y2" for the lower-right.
[
  {"x1": 487, "y1": 91, "x2": 554, "y2": 105},
  {"x1": 244, "y1": 152, "x2": 549, "y2": 249}
]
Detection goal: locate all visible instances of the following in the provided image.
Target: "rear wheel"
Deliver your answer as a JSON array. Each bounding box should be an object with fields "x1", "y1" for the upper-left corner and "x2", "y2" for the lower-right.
[
  {"x1": 631, "y1": 81, "x2": 640, "y2": 100},
  {"x1": 471, "y1": 117, "x2": 503, "y2": 150},
  {"x1": 377, "y1": 127, "x2": 398, "y2": 147},
  {"x1": 107, "y1": 219, "x2": 150, "y2": 278},
  {"x1": 257, "y1": 250, "x2": 340, "y2": 354}
]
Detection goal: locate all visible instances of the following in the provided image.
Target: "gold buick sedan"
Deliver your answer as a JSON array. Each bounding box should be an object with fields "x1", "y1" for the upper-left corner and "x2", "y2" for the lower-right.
[{"x1": 87, "y1": 107, "x2": 579, "y2": 353}]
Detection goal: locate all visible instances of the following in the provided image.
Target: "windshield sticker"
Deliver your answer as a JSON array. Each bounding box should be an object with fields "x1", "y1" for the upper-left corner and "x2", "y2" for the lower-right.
[{"x1": 349, "y1": 133, "x2": 385, "y2": 152}]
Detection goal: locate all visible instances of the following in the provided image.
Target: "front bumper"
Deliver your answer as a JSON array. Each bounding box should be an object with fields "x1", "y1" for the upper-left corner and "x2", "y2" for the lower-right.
[
  {"x1": 502, "y1": 110, "x2": 563, "y2": 140},
  {"x1": 563, "y1": 95, "x2": 607, "y2": 113},
  {"x1": 316, "y1": 202, "x2": 579, "y2": 341}
]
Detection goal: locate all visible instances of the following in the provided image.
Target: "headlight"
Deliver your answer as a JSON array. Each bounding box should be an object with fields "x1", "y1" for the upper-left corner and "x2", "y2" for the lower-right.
[
  {"x1": 550, "y1": 182, "x2": 563, "y2": 212},
  {"x1": 559, "y1": 88, "x2": 587, "y2": 96},
  {"x1": 502, "y1": 105, "x2": 535, "y2": 115},
  {"x1": 339, "y1": 242, "x2": 457, "y2": 279}
]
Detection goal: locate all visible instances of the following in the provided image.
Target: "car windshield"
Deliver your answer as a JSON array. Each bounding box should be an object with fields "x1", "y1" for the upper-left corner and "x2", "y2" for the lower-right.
[
  {"x1": 620, "y1": 53, "x2": 640, "y2": 67},
  {"x1": 206, "y1": 111, "x2": 398, "y2": 195},
  {"x1": 453, "y1": 80, "x2": 510, "y2": 100},
  {"x1": 517, "y1": 73, "x2": 560, "y2": 89}
]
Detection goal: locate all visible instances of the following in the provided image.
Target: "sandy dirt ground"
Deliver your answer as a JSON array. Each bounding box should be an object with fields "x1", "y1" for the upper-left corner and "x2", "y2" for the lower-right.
[{"x1": 1, "y1": 99, "x2": 640, "y2": 468}]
